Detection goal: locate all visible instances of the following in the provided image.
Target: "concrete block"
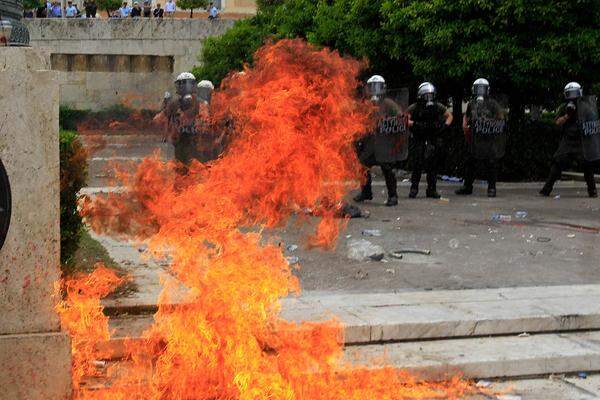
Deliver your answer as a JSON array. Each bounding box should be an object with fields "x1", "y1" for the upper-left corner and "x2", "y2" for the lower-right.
[
  {"x1": 0, "y1": 332, "x2": 71, "y2": 400},
  {"x1": 0, "y1": 48, "x2": 61, "y2": 335}
]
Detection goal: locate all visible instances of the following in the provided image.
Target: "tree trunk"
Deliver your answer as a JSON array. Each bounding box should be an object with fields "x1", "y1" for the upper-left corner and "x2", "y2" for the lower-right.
[{"x1": 190, "y1": 8, "x2": 193, "y2": 17}]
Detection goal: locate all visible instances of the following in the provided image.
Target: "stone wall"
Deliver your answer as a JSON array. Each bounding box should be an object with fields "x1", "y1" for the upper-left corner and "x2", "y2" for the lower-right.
[
  {"x1": 0, "y1": 47, "x2": 71, "y2": 400},
  {"x1": 24, "y1": 18, "x2": 236, "y2": 110}
]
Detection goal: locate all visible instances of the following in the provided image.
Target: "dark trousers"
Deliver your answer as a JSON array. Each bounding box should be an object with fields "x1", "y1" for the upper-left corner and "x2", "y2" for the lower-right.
[
  {"x1": 463, "y1": 156, "x2": 498, "y2": 189},
  {"x1": 411, "y1": 140, "x2": 442, "y2": 191},
  {"x1": 543, "y1": 156, "x2": 597, "y2": 192},
  {"x1": 360, "y1": 165, "x2": 397, "y2": 199}
]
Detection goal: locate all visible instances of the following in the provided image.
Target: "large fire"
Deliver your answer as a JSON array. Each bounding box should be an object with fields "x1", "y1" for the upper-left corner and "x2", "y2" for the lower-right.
[{"x1": 58, "y1": 39, "x2": 478, "y2": 399}]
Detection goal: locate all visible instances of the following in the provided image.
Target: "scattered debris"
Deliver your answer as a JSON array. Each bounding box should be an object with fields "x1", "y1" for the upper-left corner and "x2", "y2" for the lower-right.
[
  {"x1": 362, "y1": 229, "x2": 382, "y2": 237},
  {"x1": 385, "y1": 268, "x2": 395, "y2": 275},
  {"x1": 491, "y1": 213, "x2": 512, "y2": 223},
  {"x1": 448, "y1": 238, "x2": 460, "y2": 249},
  {"x1": 517, "y1": 332, "x2": 530, "y2": 337},
  {"x1": 536, "y1": 237, "x2": 551, "y2": 243},
  {"x1": 514, "y1": 211, "x2": 528, "y2": 219},
  {"x1": 578, "y1": 372, "x2": 588, "y2": 379},
  {"x1": 567, "y1": 233, "x2": 576, "y2": 238},
  {"x1": 341, "y1": 203, "x2": 367, "y2": 218},
  {"x1": 441, "y1": 175, "x2": 462, "y2": 183},
  {"x1": 438, "y1": 197, "x2": 450, "y2": 204},
  {"x1": 354, "y1": 269, "x2": 368, "y2": 280},
  {"x1": 346, "y1": 234, "x2": 352, "y2": 239},
  {"x1": 496, "y1": 395, "x2": 522, "y2": 400},
  {"x1": 476, "y1": 380, "x2": 492, "y2": 388},
  {"x1": 286, "y1": 244, "x2": 298, "y2": 252},
  {"x1": 285, "y1": 256, "x2": 300, "y2": 265},
  {"x1": 347, "y1": 239, "x2": 384, "y2": 262},
  {"x1": 389, "y1": 248, "x2": 431, "y2": 257},
  {"x1": 554, "y1": 194, "x2": 561, "y2": 200}
]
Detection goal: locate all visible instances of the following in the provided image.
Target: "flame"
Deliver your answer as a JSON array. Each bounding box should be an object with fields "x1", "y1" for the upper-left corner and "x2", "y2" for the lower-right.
[{"x1": 60, "y1": 39, "x2": 479, "y2": 399}]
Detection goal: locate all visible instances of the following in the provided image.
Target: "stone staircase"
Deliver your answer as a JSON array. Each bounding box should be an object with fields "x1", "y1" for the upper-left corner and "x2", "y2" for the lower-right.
[
  {"x1": 80, "y1": 131, "x2": 173, "y2": 189},
  {"x1": 100, "y1": 285, "x2": 600, "y2": 382}
]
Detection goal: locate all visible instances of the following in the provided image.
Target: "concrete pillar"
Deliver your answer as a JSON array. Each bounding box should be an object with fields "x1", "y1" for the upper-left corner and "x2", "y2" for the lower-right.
[{"x1": 0, "y1": 47, "x2": 72, "y2": 400}]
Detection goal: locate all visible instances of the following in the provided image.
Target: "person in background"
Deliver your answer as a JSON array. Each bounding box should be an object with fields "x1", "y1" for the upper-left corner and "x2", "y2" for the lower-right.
[
  {"x1": 23, "y1": 8, "x2": 34, "y2": 17},
  {"x1": 35, "y1": 3, "x2": 47, "y2": 17},
  {"x1": 65, "y1": 1, "x2": 77, "y2": 17},
  {"x1": 84, "y1": 0, "x2": 97, "y2": 17},
  {"x1": 118, "y1": 1, "x2": 131, "y2": 17},
  {"x1": 153, "y1": 3, "x2": 164, "y2": 17},
  {"x1": 50, "y1": 1, "x2": 62, "y2": 17},
  {"x1": 130, "y1": 1, "x2": 142, "y2": 17},
  {"x1": 142, "y1": 0, "x2": 151, "y2": 16},
  {"x1": 165, "y1": 0, "x2": 175, "y2": 17},
  {"x1": 208, "y1": 2, "x2": 218, "y2": 19}
]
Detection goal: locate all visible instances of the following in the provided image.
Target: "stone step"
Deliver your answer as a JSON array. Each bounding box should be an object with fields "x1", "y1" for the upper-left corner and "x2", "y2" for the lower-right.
[
  {"x1": 92, "y1": 143, "x2": 174, "y2": 160},
  {"x1": 103, "y1": 285, "x2": 600, "y2": 346},
  {"x1": 348, "y1": 330, "x2": 600, "y2": 380}
]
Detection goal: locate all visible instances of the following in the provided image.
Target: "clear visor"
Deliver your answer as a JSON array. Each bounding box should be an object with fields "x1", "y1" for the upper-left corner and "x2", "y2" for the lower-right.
[
  {"x1": 198, "y1": 87, "x2": 213, "y2": 103},
  {"x1": 473, "y1": 85, "x2": 488, "y2": 97},
  {"x1": 367, "y1": 82, "x2": 386, "y2": 97},
  {"x1": 564, "y1": 88, "x2": 581, "y2": 100},
  {"x1": 176, "y1": 79, "x2": 197, "y2": 95}
]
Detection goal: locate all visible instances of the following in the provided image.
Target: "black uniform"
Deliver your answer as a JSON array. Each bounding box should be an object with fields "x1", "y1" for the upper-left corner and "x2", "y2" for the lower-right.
[
  {"x1": 355, "y1": 98, "x2": 408, "y2": 204},
  {"x1": 541, "y1": 96, "x2": 600, "y2": 197},
  {"x1": 458, "y1": 98, "x2": 506, "y2": 196},
  {"x1": 406, "y1": 101, "x2": 448, "y2": 197}
]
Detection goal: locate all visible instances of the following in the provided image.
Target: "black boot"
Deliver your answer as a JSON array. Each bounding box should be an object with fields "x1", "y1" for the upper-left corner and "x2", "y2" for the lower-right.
[
  {"x1": 584, "y1": 164, "x2": 597, "y2": 198},
  {"x1": 354, "y1": 171, "x2": 373, "y2": 202},
  {"x1": 487, "y1": 187, "x2": 497, "y2": 198},
  {"x1": 455, "y1": 186, "x2": 473, "y2": 195},
  {"x1": 539, "y1": 185, "x2": 553, "y2": 197},
  {"x1": 408, "y1": 186, "x2": 418, "y2": 199},
  {"x1": 354, "y1": 191, "x2": 373, "y2": 202},
  {"x1": 426, "y1": 189, "x2": 441, "y2": 199},
  {"x1": 385, "y1": 196, "x2": 398, "y2": 206}
]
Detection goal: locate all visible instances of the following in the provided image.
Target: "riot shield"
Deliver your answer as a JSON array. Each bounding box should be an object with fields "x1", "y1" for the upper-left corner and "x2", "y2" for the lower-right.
[
  {"x1": 578, "y1": 96, "x2": 600, "y2": 162},
  {"x1": 373, "y1": 98, "x2": 410, "y2": 164},
  {"x1": 470, "y1": 98, "x2": 507, "y2": 160}
]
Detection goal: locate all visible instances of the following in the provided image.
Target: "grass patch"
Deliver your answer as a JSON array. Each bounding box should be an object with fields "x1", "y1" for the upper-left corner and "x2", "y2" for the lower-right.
[{"x1": 63, "y1": 229, "x2": 138, "y2": 297}]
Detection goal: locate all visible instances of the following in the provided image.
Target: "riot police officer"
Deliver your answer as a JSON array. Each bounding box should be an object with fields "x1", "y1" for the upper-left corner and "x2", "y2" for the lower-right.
[
  {"x1": 154, "y1": 72, "x2": 202, "y2": 167},
  {"x1": 456, "y1": 78, "x2": 507, "y2": 198},
  {"x1": 197, "y1": 80, "x2": 215, "y2": 105},
  {"x1": 406, "y1": 82, "x2": 453, "y2": 199},
  {"x1": 540, "y1": 82, "x2": 599, "y2": 198},
  {"x1": 354, "y1": 75, "x2": 409, "y2": 206}
]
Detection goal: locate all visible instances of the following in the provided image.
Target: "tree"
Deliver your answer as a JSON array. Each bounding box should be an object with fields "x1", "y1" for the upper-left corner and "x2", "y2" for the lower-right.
[
  {"x1": 177, "y1": 0, "x2": 208, "y2": 18},
  {"x1": 22, "y1": 0, "x2": 43, "y2": 10},
  {"x1": 97, "y1": 0, "x2": 122, "y2": 16}
]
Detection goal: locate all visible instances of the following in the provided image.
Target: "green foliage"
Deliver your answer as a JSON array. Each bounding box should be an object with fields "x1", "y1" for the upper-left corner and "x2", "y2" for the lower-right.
[
  {"x1": 23, "y1": 0, "x2": 43, "y2": 9},
  {"x1": 193, "y1": 16, "x2": 273, "y2": 85},
  {"x1": 97, "y1": 0, "x2": 122, "y2": 16},
  {"x1": 177, "y1": 0, "x2": 208, "y2": 17},
  {"x1": 59, "y1": 130, "x2": 88, "y2": 267},
  {"x1": 59, "y1": 104, "x2": 138, "y2": 131}
]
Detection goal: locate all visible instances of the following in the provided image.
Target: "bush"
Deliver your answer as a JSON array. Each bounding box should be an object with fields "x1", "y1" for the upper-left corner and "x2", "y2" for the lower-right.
[
  {"x1": 59, "y1": 106, "x2": 90, "y2": 131},
  {"x1": 59, "y1": 130, "x2": 88, "y2": 266}
]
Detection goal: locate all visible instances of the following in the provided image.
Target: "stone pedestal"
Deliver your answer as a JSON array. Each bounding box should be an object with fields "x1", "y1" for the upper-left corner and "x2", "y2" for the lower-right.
[{"x1": 0, "y1": 47, "x2": 71, "y2": 400}]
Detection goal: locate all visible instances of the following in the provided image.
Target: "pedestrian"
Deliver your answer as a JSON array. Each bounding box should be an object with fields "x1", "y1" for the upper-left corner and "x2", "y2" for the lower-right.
[
  {"x1": 208, "y1": 2, "x2": 218, "y2": 19},
  {"x1": 23, "y1": 8, "x2": 34, "y2": 17},
  {"x1": 455, "y1": 78, "x2": 507, "y2": 198},
  {"x1": 65, "y1": 1, "x2": 77, "y2": 17},
  {"x1": 165, "y1": 0, "x2": 175, "y2": 17},
  {"x1": 142, "y1": 0, "x2": 151, "y2": 16},
  {"x1": 540, "y1": 82, "x2": 599, "y2": 198},
  {"x1": 153, "y1": 3, "x2": 164, "y2": 17},
  {"x1": 354, "y1": 75, "x2": 409, "y2": 206},
  {"x1": 118, "y1": 1, "x2": 131, "y2": 17},
  {"x1": 406, "y1": 82, "x2": 453, "y2": 199},
  {"x1": 84, "y1": 0, "x2": 97, "y2": 17},
  {"x1": 50, "y1": 1, "x2": 62, "y2": 17},
  {"x1": 130, "y1": 1, "x2": 142, "y2": 17}
]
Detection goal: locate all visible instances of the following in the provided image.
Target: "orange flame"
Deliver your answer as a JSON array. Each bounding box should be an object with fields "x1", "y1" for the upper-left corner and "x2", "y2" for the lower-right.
[{"x1": 63, "y1": 39, "x2": 479, "y2": 399}]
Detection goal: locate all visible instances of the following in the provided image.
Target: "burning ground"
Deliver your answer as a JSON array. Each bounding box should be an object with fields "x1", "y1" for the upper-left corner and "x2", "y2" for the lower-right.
[{"x1": 57, "y1": 39, "x2": 479, "y2": 399}]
